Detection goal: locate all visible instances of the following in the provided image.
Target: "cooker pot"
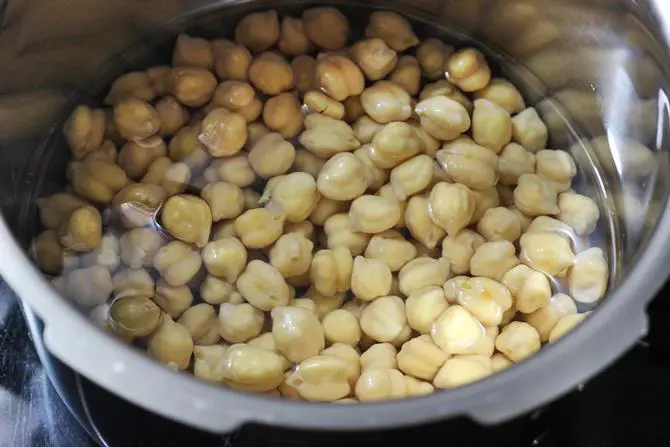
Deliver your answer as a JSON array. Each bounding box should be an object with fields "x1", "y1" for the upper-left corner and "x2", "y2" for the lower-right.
[{"x1": 0, "y1": 0, "x2": 668, "y2": 433}]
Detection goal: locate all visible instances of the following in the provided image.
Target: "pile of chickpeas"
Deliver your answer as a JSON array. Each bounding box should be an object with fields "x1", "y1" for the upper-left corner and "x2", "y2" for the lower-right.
[{"x1": 30, "y1": 7, "x2": 609, "y2": 403}]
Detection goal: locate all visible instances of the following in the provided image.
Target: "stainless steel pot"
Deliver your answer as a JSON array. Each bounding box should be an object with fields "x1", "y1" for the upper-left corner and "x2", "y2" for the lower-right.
[{"x1": 0, "y1": 0, "x2": 668, "y2": 433}]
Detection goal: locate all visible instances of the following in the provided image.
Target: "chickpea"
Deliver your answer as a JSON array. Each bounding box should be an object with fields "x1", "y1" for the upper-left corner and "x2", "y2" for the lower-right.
[
  {"x1": 415, "y1": 96, "x2": 471, "y2": 141},
  {"x1": 310, "y1": 247, "x2": 353, "y2": 297},
  {"x1": 193, "y1": 345, "x2": 227, "y2": 382},
  {"x1": 303, "y1": 7, "x2": 350, "y2": 50},
  {"x1": 210, "y1": 81, "x2": 261, "y2": 122},
  {"x1": 233, "y1": 208, "x2": 285, "y2": 250},
  {"x1": 349, "y1": 38, "x2": 398, "y2": 81},
  {"x1": 304, "y1": 91, "x2": 345, "y2": 120},
  {"x1": 513, "y1": 174, "x2": 560, "y2": 216},
  {"x1": 269, "y1": 233, "x2": 314, "y2": 278},
  {"x1": 535, "y1": 150, "x2": 577, "y2": 192},
  {"x1": 317, "y1": 152, "x2": 368, "y2": 201},
  {"x1": 471, "y1": 99, "x2": 512, "y2": 153},
  {"x1": 470, "y1": 186, "x2": 501, "y2": 224},
  {"x1": 153, "y1": 241, "x2": 202, "y2": 287},
  {"x1": 63, "y1": 105, "x2": 106, "y2": 160},
  {"x1": 293, "y1": 148, "x2": 326, "y2": 179},
  {"x1": 234, "y1": 10, "x2": 280, "y2": 53},
  {"x1": 248, "y1": 133, "x2": 296, "y2": 178},
  {"x1": 37, "y1": 193, "x2": 88, "y2": 230},
  {"x1": 142, "y1": 158, "x2": 191, "y2": 196},
  {"x1": 474, "y1": 78, "x2": 526, "y2": 115},
  {"x1": 221, "y1": 344, "x2": 286, "y2": 392},
  {"x1": 320, "y1": 309, "x2": 361, "y2": 347},
  {"x1": 558, "y1": 192, "x2": 600, "y2": 236},
  {"x1": 360, "y1": 295, "x2": 407, "y2": 342},
  {"x1": 171, "y1": 33, "x2": 213, "y2": 69},
  {"x1": 549, "y1": 313, "x2": 588, "y2": 343},
  {"x1": 428, "y1": 182, "x2": 475, "y2": 237},
  {"x1": 355, "y1": 368, "x2": 407, "y2": 402},
  {"x1": 153, "y1": 280, "x2": 193, "y2": 318},
  {"x1": 404, "y1": 286, "x2": 447, "y2": 334},
  {"x1": 112, "y1": 98, "x2": 160, "y2": 141},
  {"x1": 287, "y1": 355, "x2": 351, "y2": 402},
  {"x1": 568, "y1": 247, "x2": 608, "y2": 304},
  {"x1": 215, "y1": 302, "x2": 263, "y2": 343},
  {"x1": 520, "y1": 231, "x2": 574, "y2": 276},
  {"x1": 498, "y1": 143, "x2": 536, "y2": 186},
  {"x1": 458, "y1": 277, "x2": 513, "y2": 326},
  {"x1": 277, "y1": 16, "x2": 313, "y2": 56},
  {"x1": 512, "y1": 107, "x2": 548, "y2": 153},
  {"x1": 343, "y1": 95, "x2": 365, "y2": 122},
  {"x1": 57, "y1": 205, "x2": 102, "y2": 253},
  {"x1": 360, "y1": 343, "x2": 397, "y2": 371},
  {"x1": 349, "y1": 195, "x2": 402, "y2": 234},
  {"x1": 353, "y1": 115, "x2": 383, "y2": 144},
  {"x1": 212, "y1": 40, "x2": 252, "y2": 81},
  {"x1": 477, "y1": 207, "x2": 522, "y2": 243},
  {"x1": 469, "y1": 240, "x2": 520, "y2": 281},
  {"x1": 364, "y1": 230, "x2": 417, "y2": 272},
  {"x1": 112, "y1": 176, "x2": 166, "y2": 228},
  {"x1": 405, "y1": 194, "x2": 446, "y2": 249},
  {"x1": 271, "y1": 306, "x2": 325, "y2": 362},
  {"x1": 388, "y1": 154, "x2": 433, "y2": 201},
  {"x1": 200, "y1": 182, "x2": 244, "y2": 223},
  {"x1": 368, "y1": 122, "x2": 422, "y2": 170},
  {"x1": 168, "y1": 67, "x2": 216, "y2": 109},
  {"x1": 350, "y1": 256, "x2": 393, "y2": 301},
  {"x1": 526, "y1": 215, "x2": 575, "y2": 236},
  {"x1": 119, "y1": 228, "x2": 164, "y2": 268},
  {"x1": 263, "y1": 92, "x2": 304, "y2": 138},
  {"x1": 117, "y1": 137, "x2": 167, "y2": 180},
  {"x1": 435, "y1": 143, "x2": 497, "y2": 192},
  {"x1": 397, "y1": 335, "x2": 448, "y2": 381},
  {"x1": 321, "y1": 343, "x2": 361, "y2": 386},
  {"x1": 433, "y1": 355, "x2": 492, "y2": 389},
  {"x1": 236, "y1": 260, "x2": 290, "y2": 311},
  {"x1": 526, "y1": 293, "x2": 578, "y2": 342},
  {"x1": 248, "y1": 52, "x2": 294, "y2": 96},
  {"x1": 286, "y1": 220, "x2": 316, "y2": 242},
  {"x1": 175, "y1": 303, "x2": 216, "y2": 342},
  {"x1": 491, "y1": 352, "x2": 513, "y2": 372},
  {"x1": 291, "y1": 55, "x2": 317, "y2": 95},
  {"x1": 105, "y1": 71, "x2": 157, "y2": 105},
  {"x1": 310, "y1": 197, "x2": 349, "y2": 226},
  {"x1": 441, "y1": 230, "x2": 485, "y2": 275},
  {"x1": 416, "y1": 38, "x2": 453, "y2": 80},
  {"x1": 303, "y1": 286, "x2": 346, "y2": 318},
  {"x1": 160, "y1": 194, "x2": 212, "y2": 247},
  {"x1": 69, "y1": 157, "x2": 128, "y2": 204},
  {"x1": 495, "y1": 322, "x2": 541, "y2": 362},
  {"x1": 398, "y1": 257, "x2": 451, "y2": 297},
  {"x1": 390, "y1": 55, "x2": 421, "y2": 96},
  {"x1": 365, "y1": 11, "x2": 418, "y2": 51},
  {"x1": 314, "y1": 55, "x2": 365, "y2": 102},
  {"x1": 445, "y1": 47, "x2": 491, "y2": 92},
  {"x1": 31, "y1": 230, "x2": 67, "y2": 275},
  {"x1": 323, "y1": 213, "x2": 371, "y2": 256},
  {"x1": 502, "y1": 265, "x2": 551, "y2": 314},
  {"x1": 431, "y1": 305, "x2": 485, "y2": 355},
  {"x1": 201, "y1": 236, "x2": 248, "y2": 282},
  {"x1": 112, "y1": 267, "x2": 154, "y2": 299},
  {"x1": 360, "y1": 81, "x2": 412, "y2": 124},
  {"x1": 147, "y1": 316, "x2": 194, "y2": 370},
  {"x1": 268, "y1": 172, "x2": 320, "y2": 223},
  {"x1": 65, "y1": 265, "x2": 113, "y2": 307},
  {"x1": 146, "y1": 66, "x2": 172, "y2": 97},
  {"x1": 197, "y1": 108, "x2": 247, "y2": 157},
  {"x1": 299, "y1": 114, "x2": 360, "y2": 159}
]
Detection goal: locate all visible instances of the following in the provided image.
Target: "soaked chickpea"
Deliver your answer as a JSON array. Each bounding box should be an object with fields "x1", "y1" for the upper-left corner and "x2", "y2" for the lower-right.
[
  {"x1": 441, "y1": 230, "x2": 484, "y2": 274},
  {"x1": 477, "y1": 207, "x2": 522, "y2": 243},
  {"x1": 63, "y1": 105, "x2": 106, "y2": 160},
  {"x1": 498, "y1": 143, "x2": 536, "y2": 186},
  {"x1": 263, "y1": 92, "x2": 304, "y2": 138},
  {"x1": 272, "y1": 306, "x2": 325, "y2": 362},
  {"x1": 416, "y1": 38, "x2": 453, "y2": 80},
  {"x1": 269, "y1": 233, "x2": 314, "y2": 278},
  {"x1": 351, "y1": 256, "x2": 393, "y2": 301},
  {"x1": 221, "y1": 344, "x2": 286, "y2": 392},
  {"x1": 210, "y1": 81, "x2": 261, "y2": 122},
  {"x1": 431, "y1": 305, "x2": 485, "y2": 355},
  {"x1": 200, "y1": 182, "x2": 244, "y2": 222},
  {"x1": 364, "y1": 230, "x2": 417, "y2": 272},
  {"x1": 299, "y1": 113, "x2": 360, "y2": 159},
  {"x1": 237, "y1": 260, "x2": 291, "y2": 310},
  {"x1": 429, "y1": 182, "x2": 475, "y2": 237},
  {"x1": 69, "y1": 157, "x2": 128, "y2": 204},
  {"x1": 248, "y1": 133, "x2": 296, "y2": 178},
  {"x1": 526, "y1": 293, "x2": 578, "y2": 342},
  {"x1": 118, "y1": 137, "x2": 167, "y2": 180},
  {"x1": 368, "y1": 122, "x2": 421, "y2": 169},
  {"x1": 435, "y1": 139, "x2": 497, "y2": 191},
  {"x1": 349, "y1": 195, "x2": 402, "y2": 234},
  {"x1": 389, "y1": 155, "x2": 433, "y2": 201},
  {"x1": 119, "y1": 228, "x2": 163, "y2": 269},
  {"x1": 514, "y1": 174, "x2": 560, "y2": 216},
  {"x1": 360, "y1": 81, "x2": 412, "y2": 124},
  {"x1": 360, "y1": 295, "x2": 407, "y2": 342},
  {"x1": 198, "y1": 108, "x2": 247, "y2": 157},
  {"x1": 177, "y1": 303, "x2": 217, "y2": 342},
  {"x1": 310, "y1": 247, "x2": 353, "y2": 297},
  {"x1": 455, "y1": 277, "x2": 512, "y2": 327},
  {"x1": 276, "y1": 16, "x2": 313, "y2": 56},
  {"x1": 415, "y1": 96, "x2": 471, "y2": 141},
  {"x1": 309, "y1": 197, "x2": 349, "y2": 226},
  {"x1": 535, "y1": 150, "x2": 577, "y2": 192},
  {"x1": 349, "y1": 38, "x2": 398, "y2": 81},
  {"x1": 289, "y1": 55, "x2": 316, "y2": 95},
  {"x1": 269, "y1": 172, "x2": 321, "y2": 223},
  {"x1": 353, "y1": 115, "x2": 383, "y2": 144},
  {"x1": 512, "y1": 107, "x2": 548, "y2": 153},
  {"x1": 31, "y1": 230, "x2": 66, "y2": 275},
  {"x1": 433, "y1": 355, "x2": 492, "y2": 389},
  {"x1": 355, "y1": 368, "x2": 407, "y2": 401},
  {"x1": 234, "y1": 208, "x2": 285, "y2": 249},
  {"x1": 568, "y1": 247, "x2": 608, "y2": 304},
  {"x1": 405, "y1": 286, "x2": 448, "y2": 334},
  {"x1": 160, "y1": 194, "x2": 212, "y2": 247},
  {"x1": 153, "y1": 241, "x2": 202, "y2": 287},
  {"x1": 288, "y1": 355, "x2": 351, "y2": 402},
  {"x1": 303, "y1": 7, "x2": 350, "y2": 50},
  {"x1": 218, "y1": 302, "x2": 265, "y2": 343},
  {"x1": 471, "y1": 99, "x2": 512, "y2": 153},
  {"x1": 304, "y1": 287, "x2": 346, "y2": 318},
  {"x1": 172, "y1": 34, "x2": 213, "y2": 69},
  {"x1": 470, "y1": 240, "x2": 520, "y2": 282},
  {"x1": 398, "y1": 257, "x2": 451, "y2": 297},
  {"x1": 323, "y1": 213, "x2": 371, "y2": 256},
  {"x1": 343, "y1": 96, "x2": 365, "y2": 122},
  {"x1": 558, "y1": 192, "x2": 600, "y2": 236},
  {"x1": 303, "y1": 91, "x2": 345, "y2": 120},
  {"x1": 317, "y1": 152, "x2": 368, "y2": 201},
  {"x1": 146, "y1": 66, "x2": 172, "y2": 97},
  {"x1": 322, "y1": 309, "x2": 361, "y2": 346},
  {"x1": 495, "y1": 322, "x2": 541, "y2": 362},
  {"x1": 405, "y1": 194, "x2": 446, "y2": 249},
  {"x1": 201, "y1": 237, "x2": 247, "y2": 283},
  {"x1": 167, "y1": 125, "x2": 209, "y2": 171},
  {"x1": 397, "y1": 335, "x2": 448, "y2": 381},
  {"x1": 445, "y1": 47, "x2": 491, "y2": 92},
  {"x1": 37, "y1": 193, "x2": 88, "y2": 230},
  {"x1": 169, "y1": 67, "x2": 217, "y2": 108},
  {"x1": 212, "y1": 40, "x2": 252, "y2": 81},
  {"x1": 57, "y1": 205, "x2": 102, "y2": 253},
  {"x1": 365, "y1": 11, "x2": 418, "y2": 52},
  {"x1": 549, "y1": 313, "x2": 588, "y2": 343},
  {"x1": 64, "y1": 265, "x2": 113, "y2": 307},
  {"x1": 234, "y1": 10, "x2": 280, "y2": 53},
  {"x1": 315, "y1": 55, "x2": 365, "y2": 102},
  {"x1": 147, "y1": 317, "x2": 194, "y2": 371},
  {"x1": 112, "y1": 267, "x2": 154, "y2": 299},
  {"x1": 293, "y1": 149, "x2": 326, "y2": 179},
  {"x1": 502, "y1": 265, "x2": 551, "y2": 314},
  {"x1": 105, "y1": 71, "x2": 157, "y2": 105},
  {"x1": 420, "y1": 82, "x2": 474, "y2": 116},
  {"x1": 202, "y1": 275, "x2": 244, "y2": 305},
  {"x1": 193, "y1": 345, "x2": 227, "y2": 382},
  {"x1": 520, "y1": 231, "x2": 574, "y2": 276},
  {"x1": 142, "y1": 158, "x2": 191, "y2": 196},
  {"x1": 249, "y1": 52, "x2": 294, "y2": 95},
  {"x1": 474, "y1": 78, "x2": 526, "y2": 115},
  {"x1": 154, "y1": 280, "x2": 193, "y2": 318}
]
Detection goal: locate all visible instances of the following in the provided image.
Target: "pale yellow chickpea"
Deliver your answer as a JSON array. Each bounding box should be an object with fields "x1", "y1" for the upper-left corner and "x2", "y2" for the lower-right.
[
  {"x1": 271, "y1": 306, "x2": 325, "y2": 362},
  {"x1": 263, "y1": 92, "x2": 304, "y2": 138},
  {"x1": 277, "y1": 16, "x2": 313, "y2": 56},
  {"x1": 568, "y1": 247, "x2": 608, "y2": 304},
  {"x1": 368, "y1": 122, "x2": 422, "y2": 169},
  {"x1": 474, "y1": 78, "x2": 526, "y2": 115},
  {"x1": 512, "y1": 107, "x2": 548, "y2": 153},
  {"x1": 405, "y1": 375, "x2": 435, "y2": 397},
  {"x1": 221, "y1": 344, "x2": 286, "y2": 392},
  {"x1": 389, "y1": 154, "x2": 433, "y2": 201},
  {"x1": 217, "y1": 302, "x2": 264, "y2": 343},
  {"x1": 147, "y1": 316, "x2": 194, "y2": 371},
  {"x1": 172, "y1": 33, "x2": 213, "y2": 69},
  {"x1": 200, "y1": 182, "x2": 244, "y2": 222},
  {"x1": 558, "y1": 192, "x2": 600, "y2": 236},
  {"x1": 248, "y1": 133, "x2": 296, "y2": 179},
  {"x1": 498, "y1": 143, "x2": 536, "y2": 186},
  {"x1": 376, "y1": 184, "x2": 408, "y2": 229},
  {"x1": 526, "y1": 293, "x2": 578, "y2": 342},
  {"x1": 304, "y1": 286, "x2": 347, "y2": 318},
  {"x1": 428, "y1": 182, "x2": 475, "y2": 237},
  {"x1": 198, "y1": 108, "x2": 247, "y2": 157},
  {"x1": 441, "y1": 229, "x2": 485, "y2": 275},
  {"x1": 168, "y1": 67, "x2": 217, "y2": 108},
  {"x1": 69, "y1": 157, "x2": 128, "y2": 204},
  {"x1": 502, "y1": 265, "x2": 551, "y2": 314},
  {"x1": 248, "y1": 52, "x2": 294, "y2": 96},
  {"x1": 210, "y1": 80, "x2": 261, "y2": 122},
  {"x1": 155, "y1": 97, "x2": 189, "y2": 137},
  {"x1": 309, "y1": 197, "x2": 349, "y2": 226},
  {"x1": 37, "y1": 193, "x2": 88, "y2": 230},
  {"x1": 141, "y1": 157, "x2": 191, "y2": 196},
  {"x1": 201, "y1": 237, "x2": 247, "y2": 282},
  {"x1": 513, "y1": 174, "x2": 560, "y2": 216},
  {"x1": 236, "y1": 260, "x2": 290, "y2": 311},
  {"x1": 287, "y1": 355, "x2": 351, "y2": 402},
  {"x1": 520, "y1": 231, "x2": 575, "y2": 276},
  {"x1": 292, "y1": 149, "x2": 325, "y2": 179},
  {"x1": 212, "y1": 39, "x2": 252, "y2": 81},
  {"x1": 495, "y1": 322, "x2": 541, "y2": 362},
  {"x1": 315, "y1": 55, "x2": 365, "y2": 102},
  {"x1": 471, "y1": 99, "x2": 512, "y2": 153},
  {"x1": 549, "y1": 313, "x2": 588, "y2": 343},
  {"x1": 405, "y1": 194, "x2": 446, "y2": 249},
  {"x1": 435, "y1": 140, "x2": 497, "y2": 191},
  {"x1": 303, "y1": 7, "x2": 350, "y2": 50},
  {"x1": 317, "y1": 152, "x2": 368, "y2": 201},
  {"x1": 119, "y1": 228, "x2": 164, "y2": 269},
  {"x1": 269, "y1": 233, "x2": 314, "y2": 278},
  {"x1": 433, "y1": 355, "x2": 492, "y2": 389},
  {"x1": 364, "y1": 230, "x2": 417, "y2": 272},
  {"x1": 491, "y1": 352, "x2": 513, "y2": 372},
  {"x1": 416, "y1": 38, "x2": 453, "y2": 80},
  {"x1": 160, "y1": 194, "x2": 212, "y2": 248},
  {"x1": 153, "y1": 241, "x2": 202, "y2": 286},
  {"x1": 353, "y1": 115, "x2": 383, "y2": 144},
  {"x1": 360, "y1": 81, "x2": 412, "y2": 124},
  {"x1": 360, "y1": 343, "x2": 397, "y2": 371},
  {"x1": 30, "y1": 231, "x2": 67, "y2": 275},
  {"x1": 291, "y1": 55, "x2": 317, "y2": 94},
  {"x1": 405, "y1": 286, "x2": 449, "y2": 334},
  {"x1": 146, "y1": 66, "x2": 172, "y2": 97},
  {"x1": 397, "y1": 335, "x2": 449, "y2": 381},
  {"x1": 177, "y1": 303, "x2": 217, "y2": 342},
  {"x1": 112, "y1": 267, "x2": 154, "y2": 299},
  {"x1": 310, "y1": 247, "x2": 353, "y2": 297},
  {"x1": 63, "y1": 105, "x2": 106, "y2": 160},
  {"x1": 431, "y1": 305, "x2": 485, "y2": 355},
  {"x1": 321, "y1": 343, "x2": 361, "y2": 387},
  {"x1": 299, "y1": 113, "x2": 361, "y2": 159},
  {"x1": 234, "y1": 10, "x2": 279, "y2": 53},
  {"x1": 390, "y1": 55, "x2": 421, "y2": 95},
  {"x1": 445, "y1": 47, "x2": 491, "y2": 92},
  {"x1": 470, "y1": 187, "x2": 501, "y2": 224},
  {"x1": 267, "y1": 174, "x2": 320, "y2": 223},
  {"x1": 351, "y1": 256, "x2": 393, "y2": 301},
  {"x1": 167, "y1": 124, "x2": 208, "y2": 171},
  {"x1": 526, "y1": 215, "x2": 575, "y2": 236},
  {"x1": 454, "y1": 276, "x2": 512, "y2": 327},
  {"x1": 57, "y1": 205, "x2": 102, "y2": 253},
  {"x1": 153, "y1": 280, "x2": 193, "y2": 318},
  {"x1": 535, "y1": 150, "x2": 577, "y2": 192},
  {"x1": 415, "y1": 96, "x2": 471, "y2": 141},
  {"x1": 355, "y1": 368, "x2": 407, "y2": 401},
  {"x1": 303, "y1": 91, "x2": 345, "y2": 120},
  {"x1": 341, "y1": 299, "x2": 368, "y2": 320},
  {"x1": 360, "y1": 295, "x2": 407, "y2": 342},
  {"x1": 398, "y1": 257, "x2": 451, "y2": 297},
  {"x1": 477, "y1": 207, "x2": 522, "y2": 243},
  {"x1": 349, "y1": 38, "x2": 398, "y2": 81},
  {"x1": 200, "y1": 275, "x2": 243, "y2": 305},
  {"x1": 322, "y1": 309, "x2": 362, "y2": 346},
  {"x1": 323, "y1": 213, "x2": 371, "y2": 256},
  {"x1": 105, "y1": 71, "x2": 157, "y2": 105},
  {"x1": 349, "y1": 195, "x2": 402, "y2": 234},
  {"x1": 470, "y1": 240, "x2": 520, "y2": 282},
  {"x1": 365, "y1": 11, "x2": 419, "y2": 51},
  {"x1": 193, "y1": 345, "x2": 227, "y2": 382}
]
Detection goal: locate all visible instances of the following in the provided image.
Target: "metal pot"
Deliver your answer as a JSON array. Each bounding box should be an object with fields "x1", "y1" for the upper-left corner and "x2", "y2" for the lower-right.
[{"x1": 0, "y1": 0, "x2": 668, "y2": 433}]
